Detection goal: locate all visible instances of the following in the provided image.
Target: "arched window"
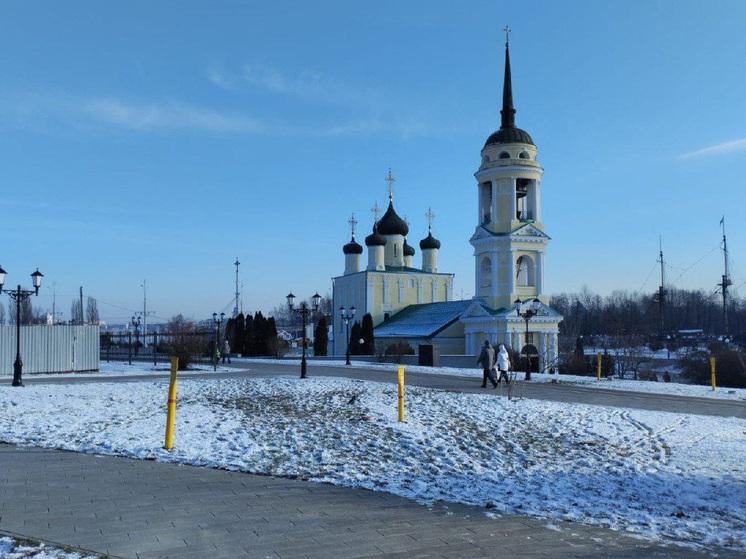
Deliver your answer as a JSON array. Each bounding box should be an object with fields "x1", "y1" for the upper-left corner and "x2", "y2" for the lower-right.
[
  {"x1": 519, "y1": 151, "x2": 530, "y2": 159},
  {"x1": 516, "y1": 255, "x2": 536, "y2": 286},
  {"x1": 480, "y1": 256, "x2": 492, "y2": 288},
  {"x1": 498, "y1": 151, "x2": 511, "y2": 159}
]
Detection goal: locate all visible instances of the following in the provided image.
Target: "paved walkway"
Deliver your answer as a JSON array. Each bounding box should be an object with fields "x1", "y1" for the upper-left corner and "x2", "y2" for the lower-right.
[{"x1": 1, "y1": 444, "x2": 738, "y2": 559}]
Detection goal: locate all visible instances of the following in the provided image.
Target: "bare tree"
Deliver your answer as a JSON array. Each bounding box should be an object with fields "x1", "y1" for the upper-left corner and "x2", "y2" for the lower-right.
[
  {"x1": 71, "y1": 300, "x2": 84, "y2": 324},
  {"x1": 86, "y1": 297, "x2": 100, "y2": 324},
  {"x1": 0, "y1": 302, "x2": 5, "y2": 325},
  {"x1": 164, "y1": 314, "x2": 203, "y2": 370},
  {"x1": 610, "y1": 332, "x2": 648, "y2": 380}
]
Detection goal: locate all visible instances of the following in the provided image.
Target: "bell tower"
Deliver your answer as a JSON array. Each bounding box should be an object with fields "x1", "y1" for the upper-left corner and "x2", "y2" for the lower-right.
[{"x1": 470, "y1": 29, "x2": 550, "y2": 312}]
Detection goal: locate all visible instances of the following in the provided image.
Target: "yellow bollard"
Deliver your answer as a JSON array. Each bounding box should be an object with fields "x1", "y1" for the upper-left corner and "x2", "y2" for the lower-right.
[
  {"x1": 397, "y1": 366, "x2": 405, "y2": 423},
  {"x1": 597, "y1": 352, "x2": 602, "y2": 380},
  {"x1": 164, "y1": 357, "x2": 179, "y2": 450},
  {"x1": 710, "y1": 356, "x2": 716, "y2": 391}
]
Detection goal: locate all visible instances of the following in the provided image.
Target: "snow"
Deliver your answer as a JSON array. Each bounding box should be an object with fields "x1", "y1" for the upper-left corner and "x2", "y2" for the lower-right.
[
  {"x1": 0, "y1": 537, "x2": 96, "y2": 559},
  {"x1": 1, "y1": 371, "x2": 744, "y2": 551}
]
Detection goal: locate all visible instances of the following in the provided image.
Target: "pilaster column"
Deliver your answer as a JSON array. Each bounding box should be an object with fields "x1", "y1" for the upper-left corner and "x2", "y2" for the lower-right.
[
  {"x1": 491, "y1": 252, "x2": 498, "y2": 297},
  {"x1": 537, "y1": 252, "x2": 545, "y2": 294},
  {"x1": 509, "y1": 177, "x2": 517, "y2": 222},
  {"x1": 539, "y1": 332, "x2": 547, "y2": 373},
  {"x1": 491, "y1": 179, "x2": 498, "y2": 225},
  {"x1": 507, "y1": 249, "x2": 516, "y2": 296}
]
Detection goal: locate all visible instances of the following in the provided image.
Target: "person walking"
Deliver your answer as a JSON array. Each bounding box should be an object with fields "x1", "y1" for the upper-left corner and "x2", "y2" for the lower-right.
[
  {"x1": 222, "y1": 339, "x2": 231, "y2": 364},
  {"x1": 476, "y1": 340, "x2": 497, "y2": 388},
  {"x1": 496, "y1": 344, "x2": 511, "y2": 386}
]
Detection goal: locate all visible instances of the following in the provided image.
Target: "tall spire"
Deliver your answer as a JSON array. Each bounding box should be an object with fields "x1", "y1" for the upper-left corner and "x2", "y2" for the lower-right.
[{"x1": 500, "y1": 25, "x2": 516, "y2": 129}]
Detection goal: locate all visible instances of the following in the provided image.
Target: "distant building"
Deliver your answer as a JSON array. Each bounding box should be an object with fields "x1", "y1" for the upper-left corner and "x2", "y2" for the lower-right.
[{"x1": 332, "y1": 37, "x2": 563, "y2": 371}]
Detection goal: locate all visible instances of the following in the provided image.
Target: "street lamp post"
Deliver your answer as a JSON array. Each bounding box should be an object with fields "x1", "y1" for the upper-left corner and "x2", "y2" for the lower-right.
[
  {"x1": 287, "y1": 292, "x2": 321, "y2": 379},
  {"x1": 0, "y1": 267, "x2": 44, "y2": 387},
  {"x1": 131, "y1": 315, "x2": 141, "y2": 357},
  {"x1": 339, "y1": 306, "x2": 356, "y2": 366},
  {"x1": 514, "y1": 297, "x2": 541, "y2": 381},
  {"x1": 212, "y1": 312, "x2": 225, "y2": 372}
]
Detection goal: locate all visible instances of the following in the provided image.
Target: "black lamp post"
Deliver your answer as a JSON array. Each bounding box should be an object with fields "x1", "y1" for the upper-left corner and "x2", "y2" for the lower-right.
[
  {"x1": 131, "y1": 315, "x2": 141, "y2": 357},
  {"x1": 287, "y1": 292, "x2": 321, "y2": 379},
  {"x1": 0, "y1": 267, "x2": 44, "y2": 387},
  {"x1": 212, "y1": 312, "x2": 225, "y2": 371},
  {"x1": 514, "y1": 297, "x2": 541, "y2": 381},
  {"x1": 339, "y1": 305, "x2": 356, "y2": 366}
]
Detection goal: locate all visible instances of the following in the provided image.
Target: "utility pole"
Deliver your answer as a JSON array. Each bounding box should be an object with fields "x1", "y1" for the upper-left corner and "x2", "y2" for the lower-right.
[
  {"x1": 79, "y1": 286, "x2": 84, "y2": 324},
  {"x1": 49, "y1": 281, "x2": 58, "y2": 324},
  {"x1": 142, "y1": 279, "x2": 147, "y2": 347},
  {"x1": 718, "y1": 217, "x2": 732, "y2": 337},
  {"x1": 233, "y1": 258, "x2": 241, "y2": 318},
  {"x1": 656, "y1": 236, "x2": 666, "y2": 339}
]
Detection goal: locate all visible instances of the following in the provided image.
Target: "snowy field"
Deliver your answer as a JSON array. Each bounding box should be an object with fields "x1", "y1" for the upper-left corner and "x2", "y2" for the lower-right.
[{"x1": 1, "y1": 373, "x2": 744, "y2": 552}]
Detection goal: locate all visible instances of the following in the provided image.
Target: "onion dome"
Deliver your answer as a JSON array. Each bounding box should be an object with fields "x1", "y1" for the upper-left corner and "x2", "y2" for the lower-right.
[
  {"x1": 484, "y1": 38, "x2": 534, "y2": 148},
  {"x1": 365, "y1": 224, "x2": 386, "y2": 247},
  {"x1": 377, "y1": 201, "x2": 409, "y2": 236},
  {"x1": 419, "y1": 232, "x2": 441, "y2": 250},
  {"x1": 403, "y1": 238, "x2": 415, "y2": 257},
  {"x1": 343, "y1": 235, "x2": 363, "y2": 255}
]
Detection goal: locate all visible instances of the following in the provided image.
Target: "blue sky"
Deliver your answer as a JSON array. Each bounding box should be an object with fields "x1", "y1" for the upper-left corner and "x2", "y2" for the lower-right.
[{"x1": 1, "y1": 1, "x2": 745, "y2": 324}]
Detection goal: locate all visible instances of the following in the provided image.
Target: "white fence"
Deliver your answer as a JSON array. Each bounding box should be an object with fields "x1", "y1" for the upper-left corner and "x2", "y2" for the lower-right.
[{"x1": 0, "y1": 325, "x2": 99, "y2": 376}]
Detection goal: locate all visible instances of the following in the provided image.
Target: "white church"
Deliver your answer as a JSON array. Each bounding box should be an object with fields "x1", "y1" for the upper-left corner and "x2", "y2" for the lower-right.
[{"x1": 332, "y1": 36, "x2": 563, "y2": 372}]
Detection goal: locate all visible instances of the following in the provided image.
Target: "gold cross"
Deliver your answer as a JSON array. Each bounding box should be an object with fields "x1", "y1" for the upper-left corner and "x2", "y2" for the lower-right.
[
  {"x1": 425, "y1": 207, "x2": 435, "y2": 231},
  {"x1": 384, "y1": 168, "x2": 395, "y2": 200},
  {"x1": 348, "y1": 213, "x2": 358, "y2": 237}
]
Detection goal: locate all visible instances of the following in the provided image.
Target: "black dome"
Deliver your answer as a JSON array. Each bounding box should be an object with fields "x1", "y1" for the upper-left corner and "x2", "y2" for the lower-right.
[
  {"x1": 484, "y1": 126, "x2": 534, "y2": 148},
  {"x1": 365, "y1": 224, "x2": 386, "y2": 247},
  {"x1": 343, "y1": 236, "x2": 363, "y2": 255},
  {"x1": 403, "y1": 239, "x2": 415, "y2": 257},
  {"x1": 419, "y1": 232, "x2": 441, "y2": 250},
  {"x1": 377, "y1": 201, "x2": 409, "y2": 236}
]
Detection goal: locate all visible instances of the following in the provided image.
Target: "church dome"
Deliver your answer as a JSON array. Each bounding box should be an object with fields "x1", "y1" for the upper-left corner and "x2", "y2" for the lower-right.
[
  {"x1": 365, "y1": 224, "x2": 386, "y2": 247},
  {"x1": 343, "y1": 236, "x2": 363, "y2": 255},
  {"x1": 484, "y1": 126, "x2": 534, "y2": 147},
  {"x1": 419, "y1": 232, "x2": 441, "y2": 250},
  {"x1": 377, "y1": 201, "x2": 409, "y2": 236},
  {"x1": 403, "y1": 239, "x2": 415, "y2": 257}
]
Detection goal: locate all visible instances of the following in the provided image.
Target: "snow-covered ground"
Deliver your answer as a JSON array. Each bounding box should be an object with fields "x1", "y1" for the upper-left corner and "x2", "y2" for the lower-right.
[
  {"x1": 0, "y1": 536, "x2": 96, "y2": 559},
  {"x1": 1, "y1": 372, "x2": 744, "y2": 551}
]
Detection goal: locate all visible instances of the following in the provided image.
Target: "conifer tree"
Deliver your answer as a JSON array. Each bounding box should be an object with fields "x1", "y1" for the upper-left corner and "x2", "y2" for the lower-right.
[
  {"x1": 314, "y1": 316, "x2": 328, "y2": 356},
  {"x1": 224, "y1": 317, "x2": 235, "y2": 350},
  {"x1": 243, "y1": 313, "x2": 254, "y2": 356},
  {"x1": 232, "y1": 312, "x2": 245, "y2": 352},
  {"x1": 253, "y1": 311, "x2": 267, "y2": 356},
  {"x1": 349, "y1": 322, "x2": 363, "y2": 355},
  {"x1": 361, "y1": 313, "x2": 375, "y2": 355},
  {"x1": 266, "y1": 316, "x2": 279, "y2": 357}
]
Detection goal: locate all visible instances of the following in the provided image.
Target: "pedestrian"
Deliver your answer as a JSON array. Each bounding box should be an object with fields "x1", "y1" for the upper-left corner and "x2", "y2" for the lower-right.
[
  {"x1": 496, "y1": 344, "x2": 511, "y2": 386},
  {"x1": 222, "y1": 339, "x2": 231, "y2": 364},
  {"x1": 476, "y1": 340, "x2": 497, "y2": 388}
]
